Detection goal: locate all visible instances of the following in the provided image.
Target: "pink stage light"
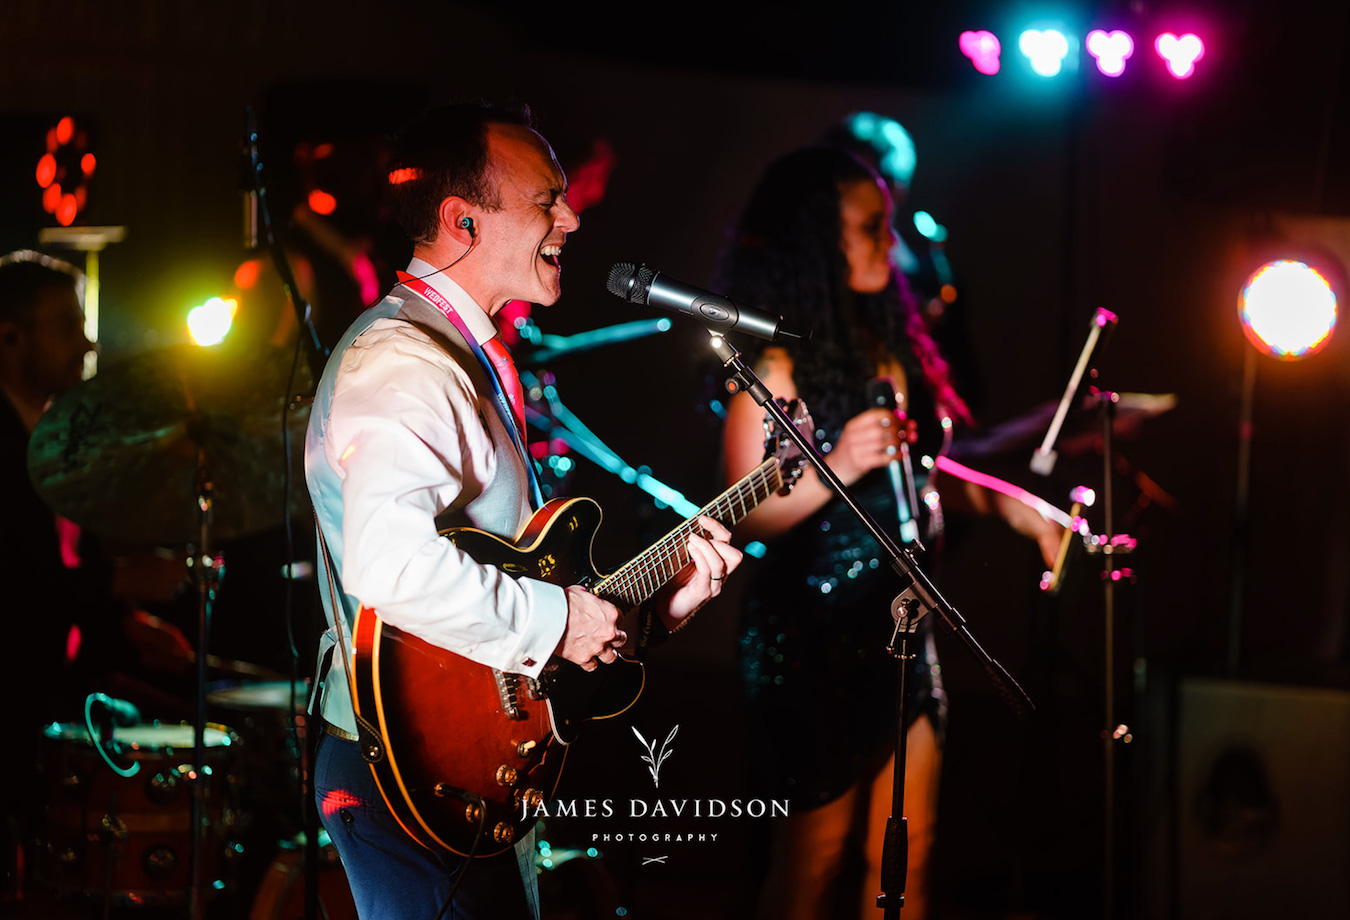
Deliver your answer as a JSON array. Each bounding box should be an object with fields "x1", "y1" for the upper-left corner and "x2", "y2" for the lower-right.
[
  {"x1": 959, "y1": 30, "x2": 1002, "y2": 75},
  {"x1": 1086, "y1": 30, "x2": 1134, "y2": 77},
  {"x1": 1155, "y1": 32, "x2": 1205, "y2": 79}
]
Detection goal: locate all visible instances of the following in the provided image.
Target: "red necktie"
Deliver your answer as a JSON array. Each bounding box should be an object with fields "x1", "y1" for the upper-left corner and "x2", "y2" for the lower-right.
[{"x1": 482, "y1": 336, "x2": 527, "y2": 437}]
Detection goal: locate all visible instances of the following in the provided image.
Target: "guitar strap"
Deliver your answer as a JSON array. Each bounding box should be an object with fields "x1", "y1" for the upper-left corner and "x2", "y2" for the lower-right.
[{"x1": 313, "y1": 509, "x2": 386, "y2": 764}]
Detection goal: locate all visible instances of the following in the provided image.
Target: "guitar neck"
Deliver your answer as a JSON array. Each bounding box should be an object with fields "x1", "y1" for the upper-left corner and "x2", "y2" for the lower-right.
[{"x1": 595, "y1": 458, "x2": 781, "y2": 609}]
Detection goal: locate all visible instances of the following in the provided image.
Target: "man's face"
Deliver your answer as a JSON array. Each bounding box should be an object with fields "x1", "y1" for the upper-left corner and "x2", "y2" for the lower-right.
[
  {"x1": 474, "y1": 124, "x2": 580, "y2": 311},
  {"x1": 16, "y1": 284, "x2": 92, "y2": 398}
]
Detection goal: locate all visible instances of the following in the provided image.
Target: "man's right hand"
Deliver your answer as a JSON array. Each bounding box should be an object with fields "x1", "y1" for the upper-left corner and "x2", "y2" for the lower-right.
[{"x1": 555, "y1": 585, "x2": 626, "y2": 671}]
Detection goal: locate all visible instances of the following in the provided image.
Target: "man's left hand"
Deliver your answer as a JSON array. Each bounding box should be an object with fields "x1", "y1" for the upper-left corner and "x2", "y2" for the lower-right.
[{"x1": 653, "y1": 516, "x2": 743, "y2": 631}]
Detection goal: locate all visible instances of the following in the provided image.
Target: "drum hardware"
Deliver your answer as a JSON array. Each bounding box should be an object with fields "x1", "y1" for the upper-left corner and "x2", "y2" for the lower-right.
[
  {"x1": 37, "y1": 721, "x2": 244, "y2": 907},
  {"x1": 27, "y1": 344, "x2": 313, "y2": 918}
]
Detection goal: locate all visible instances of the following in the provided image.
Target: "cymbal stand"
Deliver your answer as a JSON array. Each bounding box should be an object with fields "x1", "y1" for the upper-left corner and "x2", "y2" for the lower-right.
[
  {"x1": 709, "y1": 331, "x2": 1033, "y2": 920},
  {"x1": 1081, "y1": 391, "x2": 1136, "y2": 920},
  {"x1": 187, "y1": 455, "x2": 224, "y2": 920}
]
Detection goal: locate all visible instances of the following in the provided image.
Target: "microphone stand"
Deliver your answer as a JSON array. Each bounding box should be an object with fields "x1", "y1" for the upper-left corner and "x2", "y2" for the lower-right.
[
  {"x1": 708, "y1": 332, "x2": 1034, "y2": 919},
  {"x1": 244, "y1": 104, "x2": 329, "y2": 920},
  {"x1": 1027, "y1": 309, "x2": 1134, "y2": 920}
]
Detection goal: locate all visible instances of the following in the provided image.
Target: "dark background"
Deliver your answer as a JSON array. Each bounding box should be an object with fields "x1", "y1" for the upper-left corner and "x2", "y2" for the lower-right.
[{"x1": 5, "y1": 1, "x2": 1350, "y2": 917}]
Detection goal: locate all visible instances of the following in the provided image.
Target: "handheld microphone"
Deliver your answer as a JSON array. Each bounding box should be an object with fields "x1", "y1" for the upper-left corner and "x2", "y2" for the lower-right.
[
  {"x1": 606, "y1": 262, "x2": 809, "y2": 343},
  {"x1": 89, "y1": 692, "x2": 141, "y2": 728},
  {"x1": 867, "y1": 376, "x2": 922, "y2": 548}
]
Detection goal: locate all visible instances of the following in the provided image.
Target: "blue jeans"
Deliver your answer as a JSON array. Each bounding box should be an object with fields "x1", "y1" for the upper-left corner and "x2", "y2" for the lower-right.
[{"x1": 314, "y1": 731, "x2": 538, "y2": 920}]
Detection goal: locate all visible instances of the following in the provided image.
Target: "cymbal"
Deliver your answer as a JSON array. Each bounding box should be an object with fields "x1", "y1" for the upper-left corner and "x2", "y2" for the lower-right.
[
  {"x1": 950, "y1": 392, "x2": 1176, "y2": 462},
  {"x1": 28, "y1": 344, "x2": 312, "y2": 544}
]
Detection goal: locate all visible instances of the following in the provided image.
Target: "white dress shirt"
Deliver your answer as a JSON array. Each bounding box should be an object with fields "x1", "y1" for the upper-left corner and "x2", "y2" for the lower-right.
[{"x1": 307, "y1": 262, "x2": 567, "y2": 733}]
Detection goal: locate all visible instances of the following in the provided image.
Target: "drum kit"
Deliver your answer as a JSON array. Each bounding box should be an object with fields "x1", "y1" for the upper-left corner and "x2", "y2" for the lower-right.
[
  {"x1": 16, "y1": 316, "x2": 684, "y2": 917},
  {"x1": 21, "y1": 344, "x2": 354, "y2": 917}
]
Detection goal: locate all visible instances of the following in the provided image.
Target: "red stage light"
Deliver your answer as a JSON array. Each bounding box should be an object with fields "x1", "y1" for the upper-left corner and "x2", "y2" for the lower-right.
[
  {"x1": 308, "y1": 188, "x2": 338, "y2": 215},
  {"x1": 56, "y1": 193, "x2": 78, "y2": 226},
  {"x1": 42, "y1": 183, "x2": 61, "y2": 214},
  {"x1": 56, "y1": 116, "x2": 74, "y2": 145},
  {"x1": 81, "y1": 152, "x2": 96, "y2": 176},
  {"x1": 234, "y1": 258, "x2": 263, "y2": 290},
  {"x1": 35, "y1": 153, "x2": 56, "y2": 188}
]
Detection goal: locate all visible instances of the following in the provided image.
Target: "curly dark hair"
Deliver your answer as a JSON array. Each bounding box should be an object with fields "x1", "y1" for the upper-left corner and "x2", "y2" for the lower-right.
[
  {"x1": 715, "y1": 147, "x2": 969, "y2": 440},
  {"x1": 388, "y1": 100, "x2": 533, "y2": 245}
]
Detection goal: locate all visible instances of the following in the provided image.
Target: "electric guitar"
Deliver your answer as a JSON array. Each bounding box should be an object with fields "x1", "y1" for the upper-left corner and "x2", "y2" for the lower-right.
[{"x1": 350, "y1": 401, "x2": 811, "y2": 856}]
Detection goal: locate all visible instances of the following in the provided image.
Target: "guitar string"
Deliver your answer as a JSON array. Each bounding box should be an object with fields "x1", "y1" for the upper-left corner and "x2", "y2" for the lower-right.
[
  {"x1": 603, "y1": 462, "x2": 773, "y2": 601},
  {"x1": 600, "y1": 459, "x2": 782, "y2": 604}
]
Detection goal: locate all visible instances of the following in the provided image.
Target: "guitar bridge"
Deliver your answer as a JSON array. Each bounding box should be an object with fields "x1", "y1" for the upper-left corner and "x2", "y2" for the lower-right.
[{"x1": 494, "y1": 669, "x2": 527, "y2": 720}]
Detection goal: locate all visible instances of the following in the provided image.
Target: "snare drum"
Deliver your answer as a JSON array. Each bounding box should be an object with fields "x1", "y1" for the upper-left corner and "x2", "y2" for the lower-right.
[{"x1": 37, "y1": 721, "x2": 244, "y2": 904}]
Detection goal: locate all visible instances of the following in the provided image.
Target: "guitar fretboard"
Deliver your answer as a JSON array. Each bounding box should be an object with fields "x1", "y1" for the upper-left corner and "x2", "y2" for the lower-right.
[{"x1": 596, "y1": 457, "x2": 781, "y2": 609}]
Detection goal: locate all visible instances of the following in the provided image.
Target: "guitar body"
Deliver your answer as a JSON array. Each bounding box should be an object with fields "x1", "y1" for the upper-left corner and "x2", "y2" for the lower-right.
[
  {"x1": 351, "y1": 497, "x2": 645, "y2": 857},
  {"x1": 349, "y1": 399, "x2": 812, "y2": 858}
]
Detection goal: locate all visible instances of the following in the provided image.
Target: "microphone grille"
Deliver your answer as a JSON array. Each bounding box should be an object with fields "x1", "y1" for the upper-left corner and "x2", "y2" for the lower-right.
[{"x1": 606, "y1": 262, "x2": 656, "y2": 305}]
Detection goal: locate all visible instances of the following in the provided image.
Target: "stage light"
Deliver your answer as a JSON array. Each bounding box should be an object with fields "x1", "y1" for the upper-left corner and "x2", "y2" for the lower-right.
[
  {"x1": 307, "y1": 188, "x2": 337, "y2": 215},
  {"x1": 1087, "y1": 30, "x2": 1134, "y2": 77},
  {"x1": 36, "y1": 153, "x2": 56, "y2": 188},
  {"x1": 912, "y1": 210, "x2": 947, "y2": 242},
  {"x1": 35, "y1": 115, "x2": 93, "y2": 226},
  {"x1": 1156, "y1": 32, "x2": 1204, "y2": 79},
  {"x1": 186, "y1": 296, "x2": 237, "y2": 347},
  {"x1": 56, "y1": 193, "x2": 77, "y2": 227},
  {"x1": 959, "y1": 30, "x2": 1002, "y2": 75},
  {"x1": 1019, "y1": 29, "x2": 1072, "y2": 77},
  {"x1": 1239, "y1": 260, "x2": 1337, "y2": 359}
]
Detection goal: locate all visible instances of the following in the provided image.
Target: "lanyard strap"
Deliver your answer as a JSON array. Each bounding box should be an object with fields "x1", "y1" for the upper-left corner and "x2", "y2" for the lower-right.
[{"x1": 397, "y1": 273, "x2": 544, "y2": 508}]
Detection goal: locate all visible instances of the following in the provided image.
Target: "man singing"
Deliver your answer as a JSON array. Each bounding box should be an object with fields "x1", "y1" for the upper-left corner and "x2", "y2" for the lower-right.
[{"x1": 305, "y1": 102, "x2": 741, "y2": 919}]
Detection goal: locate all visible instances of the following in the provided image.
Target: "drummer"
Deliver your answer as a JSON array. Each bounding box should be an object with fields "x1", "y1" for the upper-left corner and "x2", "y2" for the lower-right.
[{"x1": 0, "y1": 251, "x2": 189, "y2": 894}]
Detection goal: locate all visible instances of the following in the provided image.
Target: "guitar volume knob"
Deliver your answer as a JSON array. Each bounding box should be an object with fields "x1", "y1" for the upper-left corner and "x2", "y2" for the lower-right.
[
  {"x1": 495, "y1": 766, "x2": 519, "y2": 787},
  {"x1": 493, "y1": 822, "x2": 515, "y2": 844},
  {"x1": 521, "y1": 788, "x2": 545, "y2": 811}
]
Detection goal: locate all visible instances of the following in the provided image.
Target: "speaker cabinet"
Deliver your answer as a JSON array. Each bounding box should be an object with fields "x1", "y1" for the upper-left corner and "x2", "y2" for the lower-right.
[{"x1": 1177, "y1": 678, "x2": 1350, "y2": 919}]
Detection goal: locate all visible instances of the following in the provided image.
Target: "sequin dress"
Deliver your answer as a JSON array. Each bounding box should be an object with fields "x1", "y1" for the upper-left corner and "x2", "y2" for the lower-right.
[{"x1": 738, "y1": 355, "x2": 948, "y2": 810}]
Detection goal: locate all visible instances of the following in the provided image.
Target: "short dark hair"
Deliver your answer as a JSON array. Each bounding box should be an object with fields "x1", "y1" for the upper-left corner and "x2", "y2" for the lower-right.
[
  {"x1": 388, "y1": 101, "x2": 533, "y2": 245},
  {"x1": 0, "y1": 251, "x2": 82, "y2": 327}
]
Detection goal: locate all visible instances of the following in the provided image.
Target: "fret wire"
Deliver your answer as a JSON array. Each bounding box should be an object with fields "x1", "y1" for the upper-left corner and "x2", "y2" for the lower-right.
[{"x1": 593, "y1": 457, "x2": 782, "y2": 605}]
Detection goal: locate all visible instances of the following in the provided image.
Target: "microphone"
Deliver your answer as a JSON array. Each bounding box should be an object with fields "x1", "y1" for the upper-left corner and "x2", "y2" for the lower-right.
[
  {"x1": 89, "y1": 692, "x2": 141, "y2": 728},
  {"x1": 242, "y1": 108, "x2": 260, "y2": 250},
  {"x1": 866, "y1": 377, "x2": 922, "y2": 548},
  {"x1": 606, "y1": 262, "x2": 809, "y2": 343}
]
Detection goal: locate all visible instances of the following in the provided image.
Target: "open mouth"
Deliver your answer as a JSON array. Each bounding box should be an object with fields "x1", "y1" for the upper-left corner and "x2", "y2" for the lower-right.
[{"x1": 541, "y1": 244, "x2": 562, "y2": 268}]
